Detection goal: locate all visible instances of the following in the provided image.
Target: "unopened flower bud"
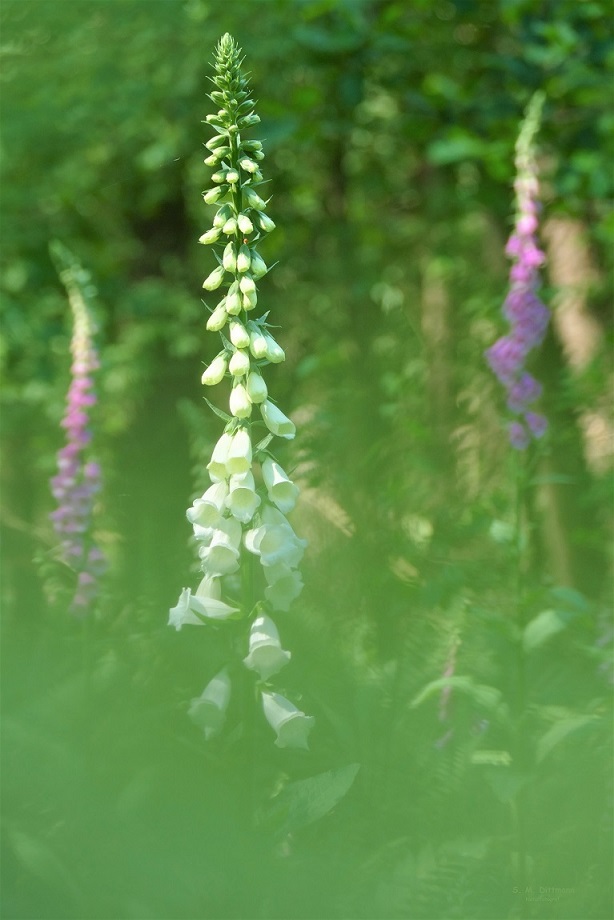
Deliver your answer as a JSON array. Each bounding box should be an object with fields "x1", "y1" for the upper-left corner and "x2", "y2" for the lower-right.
[
  {"x1": 206, "y1": 134, "x2": 228, "y2": 151},
  {"x1": 236, "y1": 244, "x2": 251, "y2": 273},
  {"x1": 199, "y1": 227, "x2": 222, "y2": 245},
  {"x1": 226, "y1": 169, "x2": 240, "y2": 184},
  {"x1": 229, "y1": 320, "x2": 251, "y2": 349},
  {"x1": 204, "y1": 187, "x2": 225, "y2": 204},
  {"x1": 242, "y1": 290, "x2": 257, "y2": 311},
  {"x1": 213, "y1": 204, "x2": 233, "y2": 228},
  {"x1": 211, "y1": 169, "x2": 229, "y2": 184},
  {"x1": 222, "y1": 217, "x2": 238, "y2": 235},
  {"x1": 250, "y1": 251, "x2": 268, "y2": 279},
  {"x1": 238, "y1": 113, "x2": 260, "y2": 128},
  {"x1": 239, "y1": 157, "x2": 258, "y2": 173},
  {"x1": 248, "y1": 326, "x2": 269, "y2": 359},
  {"x1": 243, "y1": 187, "x2": 267, "y2": 210},
  {"x1": 237, "y1": 213, "x2": 254, "y2": 235},
  {"x1": 206, "y1": 302, "x2": 228, "y2": 331},
  {"x1": 223, "y1": 242, "x2": 237, "y2": 272},
  {"x1": 229, "y1": 382, "x2": 252, "y2": 418},
  {"x1": 264, "y1": 333, "x2": 285, "y2": 363},
  {"x1": 228, "y1": 348, "x2": 250, "y2": 377},
  {"x1": 246, "y1": 371, "x2": 267, "y2": 404},
  {"x1": 203, "y1": 265, "x2": 225, "y2": 290},
  {"x1": 225, "y1": 283, "x2": 242, "y2": 315},
  {"x1": 254, "y1": 211, "x2": 275, "y2": 233},
  {"x1": 201, "y1": 352, "x2": 228, "y2": 385}
]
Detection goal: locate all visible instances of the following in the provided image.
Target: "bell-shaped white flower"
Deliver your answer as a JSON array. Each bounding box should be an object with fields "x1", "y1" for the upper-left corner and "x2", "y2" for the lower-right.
[
  {"x1": 244, "y1": 511, "x2": 306, "y2": 569},
  {"x1": 262, "y1": 457, "x2": 299, "y2": 513},
  {"x1": 243, "y1": 613, "x2": 291, "y2": 680},
  {"x1": 187, "y1": 481, "x2": 228, "y2": 529},
  {"x1": 261, "y1": 691, "x2": 314, "y2": 750},
  {"x1": 260, "y1": 401, "x2": 296, "y2": 440},
  {"x1": 192, "y1": 574, "x2": 240, "y2": 620},
  {"x1": 168, "y1": 584, "x2": 239, "y2": 630},
  {"x1": 226, "y1": 471, "x2": 261, "y2": 524},
  {"x1": 199, "y1": 517, "x2": 242, "y2": 575},
  {"x1": 207, "y1": 431, "x2": 233, "y2": 482},
  {"x1": 226, "y1": 427, "x2": 252, "y2": 476},
  {"x1": 201, "y1": 352, "x2": 227, "y2": 386},
  {"x1": 264, "y1": 565, "x2": 304, "y2": 612},
  {"x1": 229, "y1": 382, "x2": 252, "y2": 419},
  {"x1": 188, "y1": 668, "x2": 231, "y2": 740},
  {"x1": 228, "y1": 349, "x2": 250, "y2": 377}
]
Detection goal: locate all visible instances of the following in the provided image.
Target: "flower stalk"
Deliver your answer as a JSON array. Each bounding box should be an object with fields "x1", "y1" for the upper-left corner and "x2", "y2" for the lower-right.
[
  {"x1": 49, "y1": 242, "x2": 106, "y2": 614},
  {"x1": 486, "y1": 92, "x2": 549, "y2": 450},
  {"x1": 170, "y1": 34, "x2": 313, "y2": 750}
]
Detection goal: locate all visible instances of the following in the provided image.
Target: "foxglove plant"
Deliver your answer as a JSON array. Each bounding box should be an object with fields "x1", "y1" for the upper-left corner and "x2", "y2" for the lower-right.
[
  {"x1": 170, "y1": 34, "x2": 313, "y2": 750},
  {"x1": 486, "y1": 92, "x2": 549, "y2": 450},
  {"x1": 49, "y1": 242, "x2": 105, "y2": 613}
]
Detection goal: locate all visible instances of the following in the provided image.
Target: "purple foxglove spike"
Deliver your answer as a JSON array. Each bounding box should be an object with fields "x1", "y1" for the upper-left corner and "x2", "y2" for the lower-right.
[
  {"x1": 49, "y1": 243, "x2": 106, "y2": 613},
  {"x1": 485, "y1": 93, "x2": 550, "y2": 449}
]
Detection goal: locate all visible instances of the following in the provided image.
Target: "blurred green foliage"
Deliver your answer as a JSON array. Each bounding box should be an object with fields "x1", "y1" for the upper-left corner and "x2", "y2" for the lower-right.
[{"x1": 1, "y1": 1, "x2": 612, "y2": 918}]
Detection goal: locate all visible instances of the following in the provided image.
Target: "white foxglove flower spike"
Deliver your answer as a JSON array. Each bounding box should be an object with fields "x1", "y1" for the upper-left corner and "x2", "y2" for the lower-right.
[{"x1": 170, "y1": 32, "x2": 313, "y2": 746}]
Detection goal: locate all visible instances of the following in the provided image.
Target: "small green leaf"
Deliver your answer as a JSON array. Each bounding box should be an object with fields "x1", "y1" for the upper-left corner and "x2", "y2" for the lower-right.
[
  {"x1": 259, "y1": 763, "x2": 360, "y2": 840},
  {"x1": 537, "y1": 715, "x2": 600, "y2": 763},
  {"x1": 203, "y1": 398, "x2": 232, "y2": 423},
  {"x1": 523, "y1": 609, "x2": 573, "y2": 651}
]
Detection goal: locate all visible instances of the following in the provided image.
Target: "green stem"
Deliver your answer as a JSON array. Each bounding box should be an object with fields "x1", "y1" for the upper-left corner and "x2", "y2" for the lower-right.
[{"x1": 513, "y1": 451, "x2": 529, "y2": 918}]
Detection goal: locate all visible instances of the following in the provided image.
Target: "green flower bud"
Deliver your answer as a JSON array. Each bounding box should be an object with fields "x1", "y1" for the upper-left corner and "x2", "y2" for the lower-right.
[
  {"x1": 226, "y1": 169, "x2": 240, "y2": 184},
  {"x1": 241, "y1": 140, "x2": 263, "y2": 153},
  {"x1": 225, "y1": 282, "x2": 242, "y2": 315},
  {"x1": 206, "y1": 302, "x2": 228, "y2": 331},
  {"x1": 243, "y1": 187, "x2": 267, "y2": 210},
  {"x1": 211, "y1": 169, "x2": 229, "y2": 184},
  {"x1": 201, "y1": 352, "x2": 228, "y2": 385},
  {"x1": 236, "y1": 244, "x2": 251, "y2": 273},
  {"x1": 223, "y1": 242, "x2": 237, "y2": 272},
  {"x1": 264, "y1": 333, "x2": 285, "y2": 363},
  {"x1": 242, "y1": 290, "x2": 257, "y2": 310},
  {"x1": 203, "y1": 264, "x2": 225, "y2": 290},
  {"x1": 204, "y1": 153, "x2": 221, "y2": 168},
  {"x1": 213, "y1": 204, "x2": 233, "y2": 228},
  {"x1": 254, "y1": 211, "x2": 275, "y2": 233},
  {"x1": 229, "y1": 382, "x2": 252, "y2": 419},
  {"x1": 229, "y1": 348, "x2": 250, "y2": 377},
  {"x1": 238, "y1": 113, "x2": 260, "y2": 128},
  {"x1": 206, "y1": 134, "x2": 228, "y2": 151},
  {"x1": 237, "y1": 213, "x2": 254, "y2": 235},
  {"x1": 239, "y1": 157, "x2": 258, "y2": 174},
  {"x1": 229, "y1": 320, "x2": 251, "y2": 349},
  {"x1": 199, "y1": 227, "x2": 222, "y2": 245},
  {"x1": 246, "y1": 371, "x2": 268, "y2": 404},
  {"x1": 222, "y1": 217, "x2": 238, "y2": 235},
  {"x1": 239, "y1": 275, "x2": 256, "y2": 295},
  {"x1": 250, "y1": 251, "x2": 268, "y2": 279},
  {"x1": 248, "y1": 326, "x2": 269, "y2": 359},
  {"x1": 209, "y1": 90, "x2": 226, "y2": 105},
  {"x1": 204, "y1": 186, "x2": 225, "y2": 204}
]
